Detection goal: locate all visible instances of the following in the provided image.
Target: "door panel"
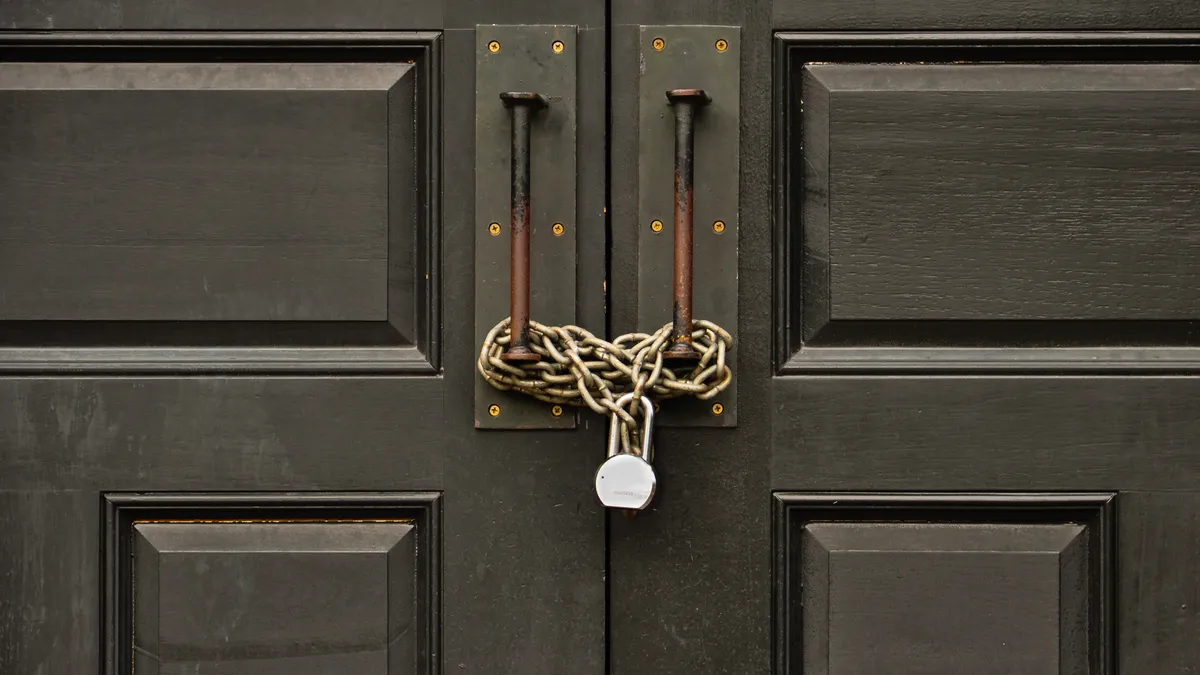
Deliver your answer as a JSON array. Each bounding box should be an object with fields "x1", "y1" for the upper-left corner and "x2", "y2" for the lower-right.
[
  {"x1": 1, "y1": 0, "x2": 444, "y2": 30},
  {"x1": 107, "y1": 493, "x2": 437, "y2": 674},
  {"x1": 0, "y1": 2, "x2": 606, "y2": 673},
  {"x1": 132, "y1": 521, "x2": 419, "y2": 674},
  {"x1": 1116, "y1": 491, "x2": 1200, "y2": 672},
  {"x1": 772, "y1": 377, "x2": 1200, "y2": 490},
  {"x1": 0, "y1": 36, "x2": 435, "y2": 372},
  {"x1": 776, "y1": 494, "x2": 1112, "y2": 675},
  {"x1": 772, "y1": 0, "x2": 1200, "y2": 30},
  {"x1": 607, "y1": 5, "x2": 776, "y2": 674},
  {"x1": 802, "y1": 64, "x2": 1200, "y2": 323},
  {"x1": 610, "y1": 3, "x2": 1200, "y2": 675},
  {"x1": 9, "y1": 0, "x2": 1200, "y2": 672},
  {"x1": 779, "y1": 38, "x2": 1200, "y2": 372},
  {"x1": 769, "y1": 32, "x2": 1200, "y2": 672},
  {"x1": 0, "y1": 62, "x2": 411, "y2": 322}
]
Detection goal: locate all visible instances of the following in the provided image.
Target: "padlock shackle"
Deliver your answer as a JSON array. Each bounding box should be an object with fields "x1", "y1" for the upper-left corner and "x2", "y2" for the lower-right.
[{"x1": 607, "y1": 393, "x2": 655, "y2": 463}]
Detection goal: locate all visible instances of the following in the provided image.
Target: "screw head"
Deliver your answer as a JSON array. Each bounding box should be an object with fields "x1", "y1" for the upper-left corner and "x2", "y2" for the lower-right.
[
  {"x1": 552, "y1": 223, "x2": 565, "y2": 236},
  {"x1": 488, "y1": 222, "x2": 502, "y2": 236},
  {"x1": 487, "y1": 41, "x2": 500, "y2": 53},
  {"x1": 652, "y1": 37, "x2": 665, "y2": 51},
  {"x1": 552, "y1": 40, "x2": 565, "y2": 53},
  {"x1": 713, "y1": 220, "x2": 726, "y2": 233},
  {"x1": 715, "y1": 39, "x2": 728, "y2": 52},
  {"x1": 551, "y1": 405, "x2": 564, "y2": 417},
  {"x1": 651, "y1": 219, "x2": 664, "y2": 233},
  {"x1": 711, "y1": 403, "x2": 724, "y2": 416},
  {"x1": 488, "y1": 404, "x2": 501, "y2": 417}
]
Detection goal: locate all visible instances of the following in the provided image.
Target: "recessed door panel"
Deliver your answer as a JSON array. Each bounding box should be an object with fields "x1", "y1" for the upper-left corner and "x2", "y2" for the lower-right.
[
  {"x1": 105, "y1": 493, "x2": 437, "y2": 675},
  {"x1": 0, "y1": 38, "x2": 438, "y2": 372},
  {"x1": 775, "y1": 494, "x2": 1112, "y2": 675},
  {"x1": 778, "y1": 41, "x2": 1200, "y2": 370},
  {"x1": 132, "y1": 522, "x2": 416, "y2": 674}
]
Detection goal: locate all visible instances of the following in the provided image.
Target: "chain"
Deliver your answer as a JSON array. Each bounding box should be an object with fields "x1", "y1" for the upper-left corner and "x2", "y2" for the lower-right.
[{"x1": 478, "y1": 318, "x2": 733, "y2": 454}]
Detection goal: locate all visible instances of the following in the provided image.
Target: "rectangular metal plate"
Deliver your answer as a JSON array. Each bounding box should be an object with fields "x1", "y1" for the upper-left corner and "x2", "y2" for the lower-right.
[
  {"x1": 638, "y1": 26, "x2": 740, "y2": 427},
  {"x1": 475, "y1": 25, "x2": 578, "y2": 429}
]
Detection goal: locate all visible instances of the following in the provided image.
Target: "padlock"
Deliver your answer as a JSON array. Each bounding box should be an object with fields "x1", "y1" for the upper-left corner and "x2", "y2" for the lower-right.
[{"x1": 595, "y1": 393, "x2": 657, "y2": 510}]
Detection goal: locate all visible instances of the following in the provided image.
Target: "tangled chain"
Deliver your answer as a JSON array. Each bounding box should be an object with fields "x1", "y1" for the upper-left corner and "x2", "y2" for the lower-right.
[{"x1": 478, "y1": 318, "x2": 733, "y2": 454}]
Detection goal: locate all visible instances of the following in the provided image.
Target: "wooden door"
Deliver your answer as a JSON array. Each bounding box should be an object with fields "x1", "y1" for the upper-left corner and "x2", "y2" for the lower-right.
[
  {"x1": 0, "y1": 3, "x2": 607, "y2": 674},
  {"x1": 609, "y1": 2, "x2": 1200, "y2": 674}
]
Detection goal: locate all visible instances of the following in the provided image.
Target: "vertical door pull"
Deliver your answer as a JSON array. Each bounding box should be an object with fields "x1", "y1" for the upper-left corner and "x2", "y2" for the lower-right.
[
  {"x1": 663, "y1": 89, "x2": 710, "y2": 362},
  {"x1": 499, "y1": 92, "x2": 548, "y2": 362}
]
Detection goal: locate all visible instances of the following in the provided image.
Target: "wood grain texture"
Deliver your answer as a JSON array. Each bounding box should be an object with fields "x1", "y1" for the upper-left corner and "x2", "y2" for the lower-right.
[
  {"x1": 132, "y1": 522, "x2": 417, "y2": 673},
  {"x1": 439, "y1": 27, "x2": 607, "y2": 674},
  {"x1": 773, "y1": 0, "x2": 1200, "y2": 30},
  {"x1": 445, "y1": 0, "x2": 602, "y2": 28},
  {"x1": 608, "y1": 6, "x2": 775, "y2": 674},
  {"x1": 802, "y1": 64, "x2": 1200, "y2": 324},
  {"x1": 802, "y1": 523, "x2": 1086, "y2": 675},
  {"x1": 773, "y1": 376, "x2": 1200, "y2": 490},
  {"x1": 0, "y1": 490, "x2": 99, "y2": 675},
  {"x1": 0, "y1": 17, "x2": 606, "y2": 675},
  {"x1": 775, "y1": 494, "x2": 1112, "y2": 675},
  {"x1": 0, "y1": 62, "x2": 410, "y2": 322},
  {"x1": 1117, "y1": 492, "x2": 1200, "y2": 672},
  {"x1": 0, "y1": 377, "x2": 444, "y2": 491},
  {"x1": 102, "y1": 493, "x2": 439, "y2": 675},
  {"x1": 0, "y1": 0, "x2": 443, "y2": 30},
  {"x1": 777, "y1": 35, "x2": 1200, "y2": 370}
]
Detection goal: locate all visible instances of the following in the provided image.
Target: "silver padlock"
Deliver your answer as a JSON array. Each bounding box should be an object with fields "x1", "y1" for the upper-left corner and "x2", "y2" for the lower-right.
[{"x1": 594, "y1": 393, "x2": 656, "y2": 510}]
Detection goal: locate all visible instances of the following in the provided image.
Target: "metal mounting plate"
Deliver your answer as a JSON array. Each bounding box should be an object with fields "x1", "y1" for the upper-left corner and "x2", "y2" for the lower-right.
[
  {"x1": 474, "y1": 25, "x2": 578, "y2": 429},
  {"x1": 638, "y1": 26, "x2": 740, "y2": 427}
]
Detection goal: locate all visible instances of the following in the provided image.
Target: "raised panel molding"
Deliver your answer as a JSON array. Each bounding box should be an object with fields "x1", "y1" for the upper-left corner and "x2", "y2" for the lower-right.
[
  {"x1": 0, "y1": 0, "x2": 445, "y2": 30},
  {"x1": 774, "y1": 33, "x2": 1200, "y2": 372},
  {"x1": 103, "y1": 492, "x2": 440, "y2": 675},
  {"x1": 773, "y1": 493, "x2": 1113, "y2": 675},
  {"x1": 0, "y1": 32, "x2": 441, "y2": 373},
  {"x1": 772, "y1": 0, "x2": 1200, "y2": 30}
]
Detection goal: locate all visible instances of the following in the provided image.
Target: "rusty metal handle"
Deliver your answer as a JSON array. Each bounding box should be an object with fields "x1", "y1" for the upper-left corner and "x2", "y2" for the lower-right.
[
  {"x1": 663, "y1": 89, "x2": 711, "y2": 362},
  {"x1": 499, "y1": 91, "x2": 548, "y2": 362}
]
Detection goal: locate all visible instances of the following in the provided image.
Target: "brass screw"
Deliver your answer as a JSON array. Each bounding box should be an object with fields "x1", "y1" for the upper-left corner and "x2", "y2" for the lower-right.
[
  {"x1": 488, "y1": 41, "x2": 501, "y2": 53},
  {"x1": 552, "y1": 40, "x2": 565, "y2": 53},
  {"x1": 488, "y1": 404, "x2": 501, "y2": 417},
  {"x1": 653, "y1": 37, "x2": 665, "y2": 51},
  {"x1": 551, "y1": 405, "x2": 564, "y2": 417},
  {"x1": 488, "y1": 222, "x2": 502, "y2": 236},
  {"x1": 651, "y1": 219, "x2": 664, "y2": 233},
  {"x1": 715, "y1": 39, "x2": 728, "y2": 52},
  {"x1": 713, "y1": 220, "x2": 726, "y2": 233},
  {"x1": 653, "y1": 402, "x2": 661, "y2": 413},
  {"x1": 711, "y1": 403, "x2": 724, "y2": 416},
  {"x1": 552, "y1": 223, "x2": 565, "y2": 236}
]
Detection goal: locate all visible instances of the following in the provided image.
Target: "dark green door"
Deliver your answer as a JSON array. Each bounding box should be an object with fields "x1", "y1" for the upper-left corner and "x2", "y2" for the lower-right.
[
  {"x1": 0, "y1": 2, "x2": 607, "y2": 673},
  {"x1": 6, "y1": 0, "x2": 1200, "y2": 673},
  {"x1": 608, "y1": 2, "x2": 1200, "y2": 674}
]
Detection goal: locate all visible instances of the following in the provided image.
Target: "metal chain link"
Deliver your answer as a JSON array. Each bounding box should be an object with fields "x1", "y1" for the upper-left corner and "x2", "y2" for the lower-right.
[{"x1": 478, "y1": 318, "x2": 733, "y2": 455}]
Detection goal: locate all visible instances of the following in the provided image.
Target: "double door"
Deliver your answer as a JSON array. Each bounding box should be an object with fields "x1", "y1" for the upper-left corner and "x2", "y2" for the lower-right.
[{"x1": 3, "y1": 0, "x2": 1199, "y2": 673}]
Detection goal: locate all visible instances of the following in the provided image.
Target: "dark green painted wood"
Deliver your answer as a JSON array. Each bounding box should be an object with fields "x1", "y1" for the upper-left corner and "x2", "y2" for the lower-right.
[
  {"x1": 611, "y1": 6, "x2": 1200, "y2": 675},
  {"x1": 0, "y1": 11, "x2": 607, "y2": 675},
  {"x1": 609, "y1": 4, "x2": 774, "y2": 674}
]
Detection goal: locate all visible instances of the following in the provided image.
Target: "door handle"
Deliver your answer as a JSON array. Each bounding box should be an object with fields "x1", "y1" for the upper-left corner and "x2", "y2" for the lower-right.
[
  {"x1": 664, "y1": 89, "x2": 711, "y2": 363},
  {"x1": 499, "y1": 91, "x2": 548, "y2": 363},
  {"x1": 475, "y1": 27, "x2": 736, "y2": 439}
]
